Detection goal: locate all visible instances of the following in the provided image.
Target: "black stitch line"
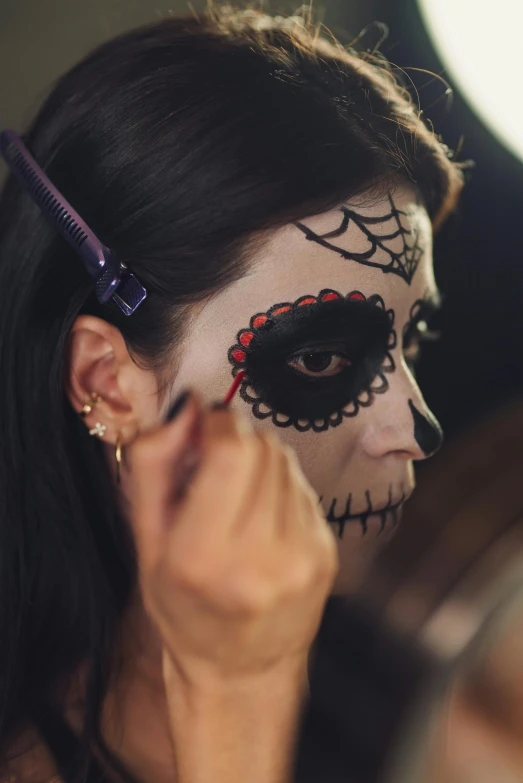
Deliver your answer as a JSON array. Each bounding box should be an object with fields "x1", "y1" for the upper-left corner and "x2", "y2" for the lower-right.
[{"x1": 321, "y1": 485, "x2": 407, "y2": 538}]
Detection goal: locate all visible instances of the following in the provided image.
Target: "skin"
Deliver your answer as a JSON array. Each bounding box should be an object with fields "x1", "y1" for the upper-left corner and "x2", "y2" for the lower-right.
[
  {"x1": 170, "y1": 183, "x2": 439, "y2": 592},
  {"x1": 16, "y1": 183, "x2": 439, "y2": 782},
  {"x1": 127, "y1": 402, "x2": 337, "y2": 783}
]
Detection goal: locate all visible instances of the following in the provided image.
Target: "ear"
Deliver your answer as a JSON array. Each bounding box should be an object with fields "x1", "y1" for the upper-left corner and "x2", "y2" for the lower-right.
[{"x1": 65, "y1": 315, "x2": 161, "y2": 444}]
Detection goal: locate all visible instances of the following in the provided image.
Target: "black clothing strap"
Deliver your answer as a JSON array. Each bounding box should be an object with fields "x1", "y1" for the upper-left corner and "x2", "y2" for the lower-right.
[{"x1": 32, "y1": 598, "x2": 429, "y2": 783}]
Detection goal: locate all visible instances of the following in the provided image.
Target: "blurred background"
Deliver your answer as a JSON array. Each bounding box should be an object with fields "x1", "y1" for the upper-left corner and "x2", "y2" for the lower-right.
[{"x1": 2, "y1": 0, "x2": 522, "y2": 446}]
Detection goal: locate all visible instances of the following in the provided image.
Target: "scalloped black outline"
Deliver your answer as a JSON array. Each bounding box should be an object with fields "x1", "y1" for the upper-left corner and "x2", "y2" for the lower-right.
[{"x1": 227, "y1": 288, "x2": 397, "y2": 433}]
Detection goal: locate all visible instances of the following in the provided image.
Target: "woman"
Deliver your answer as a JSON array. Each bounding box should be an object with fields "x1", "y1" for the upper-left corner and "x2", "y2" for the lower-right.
[{"x1": 0, "y1": 5, "x2": 463, "y2": 782}]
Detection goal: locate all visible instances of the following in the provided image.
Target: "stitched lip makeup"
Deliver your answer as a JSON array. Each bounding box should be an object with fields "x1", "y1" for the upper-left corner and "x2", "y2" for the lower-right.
[{"x1": 322, "y1": 487, "x2": 412, "y2": 538}]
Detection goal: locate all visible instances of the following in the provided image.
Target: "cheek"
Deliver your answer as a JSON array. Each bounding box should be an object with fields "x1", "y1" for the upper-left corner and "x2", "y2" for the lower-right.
[
  {"x1": 247, "y1": 415, "x2": 360, "y2": 496},
  {"x1": 133, "y1": 371, "x2": 167, "y2": 428},
  {"x1": 173, "y1": 339, "x2": 237, "y2": 406}
]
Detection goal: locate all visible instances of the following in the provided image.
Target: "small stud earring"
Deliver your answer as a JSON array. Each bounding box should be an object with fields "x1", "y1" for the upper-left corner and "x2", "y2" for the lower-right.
[
  {"x1": 80, "y1": 392, "x2": 102, "y2": 418},
  {"x1": 89, "y1": 422, "x2": 107, "y2": 438}
]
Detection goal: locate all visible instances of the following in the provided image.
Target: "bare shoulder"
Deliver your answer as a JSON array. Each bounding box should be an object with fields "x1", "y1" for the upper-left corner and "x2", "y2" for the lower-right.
[{"x1": 0, "y1": 725, "x2": 62, "y2": 783}]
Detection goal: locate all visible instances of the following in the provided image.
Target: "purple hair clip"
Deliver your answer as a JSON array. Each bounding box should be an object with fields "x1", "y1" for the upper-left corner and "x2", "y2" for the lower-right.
[{"x1": 0, "y1": 129, "x2": 147, "y2": 315}]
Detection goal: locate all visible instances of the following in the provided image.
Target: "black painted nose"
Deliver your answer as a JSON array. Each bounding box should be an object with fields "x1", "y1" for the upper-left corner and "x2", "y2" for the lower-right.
[{"x1": 408, "y1": 399, "x2": 443, "y2": 457}]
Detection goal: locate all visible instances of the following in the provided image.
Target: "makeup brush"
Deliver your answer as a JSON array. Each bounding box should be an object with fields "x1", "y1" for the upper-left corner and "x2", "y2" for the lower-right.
[
  {"x1": 212, "y1": 371, "x2": 246, "y2": 410},
  {"x1": 222, "y1": 371, "x2": 246, "y2": 407}
]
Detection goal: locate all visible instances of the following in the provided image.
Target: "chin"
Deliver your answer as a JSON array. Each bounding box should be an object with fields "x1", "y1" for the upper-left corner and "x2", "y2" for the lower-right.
[{"x1": 329, "y1": 505, "x2": 404, "y2": 596}]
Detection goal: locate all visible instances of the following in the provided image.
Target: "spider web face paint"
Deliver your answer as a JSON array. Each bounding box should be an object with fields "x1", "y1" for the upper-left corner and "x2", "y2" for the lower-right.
[
  {"x1": 294, "y1": 194, "x2": 425, "y2": 285},
  {"x1": 228, "y1": 289, "x2": 397, "y2": 433}
]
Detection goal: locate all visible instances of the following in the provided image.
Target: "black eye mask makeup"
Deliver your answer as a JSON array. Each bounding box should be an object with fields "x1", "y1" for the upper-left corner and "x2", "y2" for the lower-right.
[
  {"x1": 294, "y1": 194, "x2": 425, "y2": 285},
  {"x1": 228, "y1": 289, "x2": 396, "y2": 433}
]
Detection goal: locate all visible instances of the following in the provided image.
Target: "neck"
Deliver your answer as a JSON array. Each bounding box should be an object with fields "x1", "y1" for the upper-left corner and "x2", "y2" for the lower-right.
[{"x1": 61, "y1": 586, "x2": 177, "y2": 783}]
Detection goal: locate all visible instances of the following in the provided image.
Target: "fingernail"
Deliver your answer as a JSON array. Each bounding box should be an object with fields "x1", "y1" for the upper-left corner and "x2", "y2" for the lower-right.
[
  {"x1": 166, "y1": 391, "x2": 190, "y2": 422},
  {"x1": 173, "y1": 447, "x2": 201, "y2": 503},
  {"x1": 210, "y1": 402, "x2": 227, "y2": 411}
]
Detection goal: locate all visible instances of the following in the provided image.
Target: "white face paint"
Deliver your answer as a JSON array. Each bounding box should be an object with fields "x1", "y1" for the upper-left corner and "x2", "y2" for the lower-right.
[{"x1": 170, "y1": 184, "x2": 441, "y2": 593}]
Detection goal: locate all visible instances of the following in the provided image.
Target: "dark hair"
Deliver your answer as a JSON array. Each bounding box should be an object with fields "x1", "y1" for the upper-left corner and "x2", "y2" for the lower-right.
[{"x1": 0, "y1": 5, "x2": 463, "y2": 782}]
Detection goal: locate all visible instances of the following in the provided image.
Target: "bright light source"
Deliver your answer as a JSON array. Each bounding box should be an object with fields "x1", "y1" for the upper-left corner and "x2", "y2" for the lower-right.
[{"x1": 417, "y1": 0, "x2": 523, "y2": 163}]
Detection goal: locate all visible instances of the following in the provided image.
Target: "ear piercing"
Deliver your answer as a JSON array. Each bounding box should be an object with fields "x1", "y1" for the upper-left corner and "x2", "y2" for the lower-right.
[
  {"x1": 81, "y1": 394, "x2": 124, "y2": 482},
  {"x1": 80, "y1": 392, "x2": 106, "y2": 439},
  {"x1": 81, "y1": 394, "x2": 125, "y2": 485},
  {"x1": 89, "y1": 421, "x2": 107, "y2": 438},
  {"x1": 80, "y1": 392, "x2": 102, "y2": 418},
  {"x1": 115, "y1": 432, "x2": 122, "y2": 485}
]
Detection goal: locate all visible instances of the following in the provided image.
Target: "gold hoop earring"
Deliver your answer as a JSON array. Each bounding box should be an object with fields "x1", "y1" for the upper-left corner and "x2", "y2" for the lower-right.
[
  {"x1": 80, "y1": 392, "x2": 102, "y2": 418},
  {"x1": 115, "y1": 433, "x2": 122, "y2": 485}
]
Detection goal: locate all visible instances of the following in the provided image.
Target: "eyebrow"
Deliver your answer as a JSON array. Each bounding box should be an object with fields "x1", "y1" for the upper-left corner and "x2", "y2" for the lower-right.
[{"x1": 263, "y1": 295, "x2": 391, "y2": 346}]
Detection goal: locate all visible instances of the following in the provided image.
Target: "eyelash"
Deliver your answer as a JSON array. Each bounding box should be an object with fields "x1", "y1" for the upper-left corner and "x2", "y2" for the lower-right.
[
  {"x1": 284, "y1": 316, "x2": 439, "y2": 378},
  {"x1": 287, "y1": 347, "x2": 352, "y2": 378},
  {"x1": 403, "y1": 320, "x2": 441, "y2": 366}
]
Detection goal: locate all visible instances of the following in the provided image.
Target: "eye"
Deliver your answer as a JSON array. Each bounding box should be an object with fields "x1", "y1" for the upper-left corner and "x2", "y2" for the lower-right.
[
  {"x1": 403, "y1": 319, "x2": 440, "y2": 368},
  {"x1": 287, "y1": 349, "x2": 352, "y2": 378}
]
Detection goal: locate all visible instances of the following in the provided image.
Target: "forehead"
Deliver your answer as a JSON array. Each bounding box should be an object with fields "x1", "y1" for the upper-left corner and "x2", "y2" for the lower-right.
[
  {"x1": 178, "y1": 184, "x2": 436, "y2": 382},
  {"x1": 175, "y1": 184, "x2": 435, "y2": 398},
  {"x1": 216, "y1": 184, "x2": 435, "y2": 320}
]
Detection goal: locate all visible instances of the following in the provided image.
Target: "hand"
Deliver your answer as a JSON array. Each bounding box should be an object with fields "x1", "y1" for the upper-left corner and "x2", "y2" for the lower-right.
[{"x1": 127, "y1": 392, "x2": 338, "y2": 686}]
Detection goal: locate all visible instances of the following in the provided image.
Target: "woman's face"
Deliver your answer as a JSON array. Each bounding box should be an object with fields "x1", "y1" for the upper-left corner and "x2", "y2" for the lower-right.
[{"x1": 171, "y1": 184, "x2": 442, "y2": 592}]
